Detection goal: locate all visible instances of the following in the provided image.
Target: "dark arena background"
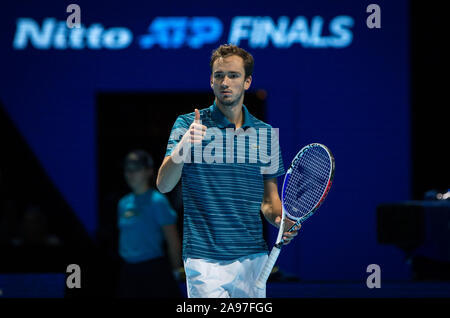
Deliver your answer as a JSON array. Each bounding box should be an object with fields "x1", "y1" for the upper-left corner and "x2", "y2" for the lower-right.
[{"x1": 0, "y1": 0, "x2": 449, "y2": 305}]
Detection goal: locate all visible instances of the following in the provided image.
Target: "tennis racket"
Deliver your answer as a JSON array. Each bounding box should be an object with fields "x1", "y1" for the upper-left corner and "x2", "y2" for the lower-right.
[{"x1": 255, "y1": 143, "x2": 335, "y2": 289}]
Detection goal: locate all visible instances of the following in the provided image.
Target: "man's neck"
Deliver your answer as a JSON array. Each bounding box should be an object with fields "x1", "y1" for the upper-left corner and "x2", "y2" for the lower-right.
[{"x1": 215, "y1": 98, "x2": 244, "y2": 129}]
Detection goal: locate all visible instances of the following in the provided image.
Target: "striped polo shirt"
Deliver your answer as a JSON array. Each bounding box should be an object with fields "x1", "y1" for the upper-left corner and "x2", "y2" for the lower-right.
[{"x1": 165, "y1": 101, "x2": 285, "y2": 261}]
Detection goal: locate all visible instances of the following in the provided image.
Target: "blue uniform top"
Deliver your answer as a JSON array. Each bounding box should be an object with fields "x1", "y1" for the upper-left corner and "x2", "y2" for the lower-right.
[
  {"x1": 118, "y1": 189, "x2": 177, "y2": 263},
  {"x1": 165, "y1": 102, "x2": 285, "y2": 261}
]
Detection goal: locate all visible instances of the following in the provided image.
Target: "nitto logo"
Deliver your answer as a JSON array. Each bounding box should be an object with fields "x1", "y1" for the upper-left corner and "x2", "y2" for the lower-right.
[
  {"x1": 13, "y1": 18, "x2": 133, "y2": 49},
  {"x1": 12, "y1": 16, "x2": 354, "y2": 50}
]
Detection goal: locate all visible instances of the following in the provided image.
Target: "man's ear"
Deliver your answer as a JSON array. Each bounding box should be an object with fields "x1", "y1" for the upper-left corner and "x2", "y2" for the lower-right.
[
  {"x1": 244, "y1": 75, "x2": 252, "y2": 90},
  {"x1": 210, "y1": 75, "x2": 214, "y2": 89}
]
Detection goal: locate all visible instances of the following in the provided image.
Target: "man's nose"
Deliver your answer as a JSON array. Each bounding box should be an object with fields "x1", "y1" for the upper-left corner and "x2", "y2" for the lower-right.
[{"x1": 221, "y1": 75, "x2": 230, "y2": 87}]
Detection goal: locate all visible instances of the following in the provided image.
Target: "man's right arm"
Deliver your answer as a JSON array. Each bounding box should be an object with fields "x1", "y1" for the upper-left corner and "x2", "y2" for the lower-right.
[
  {"x1": 156, "y1": 109, "x2": 206, "y2": 193},
  {"x1": 156, "y1": 154, "x2": 185, "y2": 193}
]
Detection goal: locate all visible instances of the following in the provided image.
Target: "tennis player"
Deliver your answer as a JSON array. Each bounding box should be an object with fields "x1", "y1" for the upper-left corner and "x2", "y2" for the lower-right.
[{"x1": 157, "y1": 44, "x2": 300, "y2": 298}]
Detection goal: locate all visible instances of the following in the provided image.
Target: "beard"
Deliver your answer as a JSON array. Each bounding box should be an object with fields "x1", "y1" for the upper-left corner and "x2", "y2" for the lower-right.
[{"x1": 216, "y1": 89, "x2": 244, "y2": 107}]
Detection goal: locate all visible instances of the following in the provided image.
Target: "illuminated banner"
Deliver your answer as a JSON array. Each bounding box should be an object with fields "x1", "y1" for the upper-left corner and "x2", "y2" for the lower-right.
[{"x1": 13, "y1": 15, "x2": 354, "y2": 50}]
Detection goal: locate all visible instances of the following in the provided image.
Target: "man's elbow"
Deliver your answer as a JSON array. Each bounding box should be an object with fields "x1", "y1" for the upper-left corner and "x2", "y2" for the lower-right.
[
  {"x1": 156, "y1": 156, "x2": 180, "y2": 193},
  {"x1": 156, "y1": 178, "x2": 170, "y2": 193}
]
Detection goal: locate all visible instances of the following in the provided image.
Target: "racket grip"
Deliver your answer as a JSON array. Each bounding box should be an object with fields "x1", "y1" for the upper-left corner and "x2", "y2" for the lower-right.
[{"x1": 255, "y1": 246, "x2": 281, "y2": 289}]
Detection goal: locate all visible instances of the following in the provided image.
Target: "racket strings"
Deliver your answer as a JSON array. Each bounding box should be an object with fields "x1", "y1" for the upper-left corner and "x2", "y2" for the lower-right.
[
  {"x1": 283, "y1": 146, "x2": 331, "y2": 219},
  {"x1": 296, "y1": 148, "x2": 330, "y2": 207}
]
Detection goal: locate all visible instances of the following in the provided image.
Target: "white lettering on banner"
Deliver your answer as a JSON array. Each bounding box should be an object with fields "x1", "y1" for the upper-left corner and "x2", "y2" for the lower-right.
[
  {"x1": 13, "y1": 16, "x2": 354, "y2": 50},
  {"x1": 229, "y1": 16, "x2": 354, "y2": 48},
  {"x1": 13, "y1": 18, "x2": 133, "y2": 50}
]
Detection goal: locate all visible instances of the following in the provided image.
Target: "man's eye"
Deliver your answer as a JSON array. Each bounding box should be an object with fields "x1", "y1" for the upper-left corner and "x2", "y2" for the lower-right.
[{"x1": 214, "y1": 74, "x2": 224, "y2": 79}]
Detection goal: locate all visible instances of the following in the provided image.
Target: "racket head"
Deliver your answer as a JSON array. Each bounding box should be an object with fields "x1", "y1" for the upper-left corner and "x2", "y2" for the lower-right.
[{"x1": 281, "y1": 143, "x2": 335, "y2": 223}]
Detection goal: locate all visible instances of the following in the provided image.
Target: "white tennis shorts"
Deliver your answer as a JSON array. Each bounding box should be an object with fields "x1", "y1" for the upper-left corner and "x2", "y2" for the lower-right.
[{"x1": 183, "y1": 253, "x2": 268, "y2": 298}]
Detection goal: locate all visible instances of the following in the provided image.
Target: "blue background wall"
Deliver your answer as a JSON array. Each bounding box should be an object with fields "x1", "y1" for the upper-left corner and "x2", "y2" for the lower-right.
[{"x1": 0, "y1": 0, "x2": 410, "y2": 280}]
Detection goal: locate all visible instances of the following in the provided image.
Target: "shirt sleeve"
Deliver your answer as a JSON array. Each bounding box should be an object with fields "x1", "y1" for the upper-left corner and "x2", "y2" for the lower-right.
[
  {"x1": 153, "y1": 192, "x2": 178, "y2": 226},
  {"x1": 261, "y1": 127, "x2": 285, "y2": 180},
  {"x1": 165, "y1": 115, "x2": 190, "y2": 157}
]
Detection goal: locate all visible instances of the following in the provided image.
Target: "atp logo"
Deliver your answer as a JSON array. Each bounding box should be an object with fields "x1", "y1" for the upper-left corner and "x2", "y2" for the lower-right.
[{"x1": 139, "y1": 17, "x2": 223, "y2": 49}]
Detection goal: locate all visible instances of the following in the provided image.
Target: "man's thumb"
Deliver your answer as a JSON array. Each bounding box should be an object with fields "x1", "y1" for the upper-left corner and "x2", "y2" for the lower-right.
[{"x1": 194, "y1": 108, "x2": 200, "y2": 123}]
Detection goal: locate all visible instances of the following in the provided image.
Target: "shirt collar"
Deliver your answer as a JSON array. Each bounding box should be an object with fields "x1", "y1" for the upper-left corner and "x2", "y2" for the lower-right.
[{"x1": 210, "y1": 100, "x2": 254, "y2": 129}]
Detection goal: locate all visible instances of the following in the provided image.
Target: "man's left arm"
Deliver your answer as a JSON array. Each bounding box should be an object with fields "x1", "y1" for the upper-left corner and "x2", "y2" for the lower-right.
[{"x1": 261, "y1": 178, "x2": 301, "y2": 245}]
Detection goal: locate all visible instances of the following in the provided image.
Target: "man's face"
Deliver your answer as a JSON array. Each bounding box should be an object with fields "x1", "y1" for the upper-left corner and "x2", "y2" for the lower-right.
[{"x1": 210, "y1": 55, "x2": 252, "y2": 107}]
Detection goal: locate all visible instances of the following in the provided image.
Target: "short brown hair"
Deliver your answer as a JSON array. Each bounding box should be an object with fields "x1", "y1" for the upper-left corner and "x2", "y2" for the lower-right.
[{"x1": 210, "y1": 44, "x2": 254, "y2": 79}]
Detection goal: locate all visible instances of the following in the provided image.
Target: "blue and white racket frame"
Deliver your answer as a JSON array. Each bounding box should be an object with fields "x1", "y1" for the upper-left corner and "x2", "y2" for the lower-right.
[{"x1": 255, "y1": 143, "x2": 335, "y2": 289}]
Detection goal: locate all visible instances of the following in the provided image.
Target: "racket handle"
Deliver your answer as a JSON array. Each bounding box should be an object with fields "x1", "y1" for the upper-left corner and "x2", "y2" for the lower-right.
[{"x1": 255, "y1": 246, "x2": 282, "y2": 289}]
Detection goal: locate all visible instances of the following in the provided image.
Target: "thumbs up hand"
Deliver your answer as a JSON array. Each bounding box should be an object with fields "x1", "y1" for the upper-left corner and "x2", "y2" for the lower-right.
[
  {"x1": 184, "y1": 108, "x2": 207, "y2": 145},
  {"x1": 158, "y1": 108, "x2": 208, "y2": 191}
]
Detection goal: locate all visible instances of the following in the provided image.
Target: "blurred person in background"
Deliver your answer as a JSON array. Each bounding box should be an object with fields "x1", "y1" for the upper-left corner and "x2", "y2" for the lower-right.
[
  {"x1": 11, "y1": 204, "x2": 62, "y2": 247},
  {"x1": 117, "y1": 149, "x2": 182, "y2": 298}
]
